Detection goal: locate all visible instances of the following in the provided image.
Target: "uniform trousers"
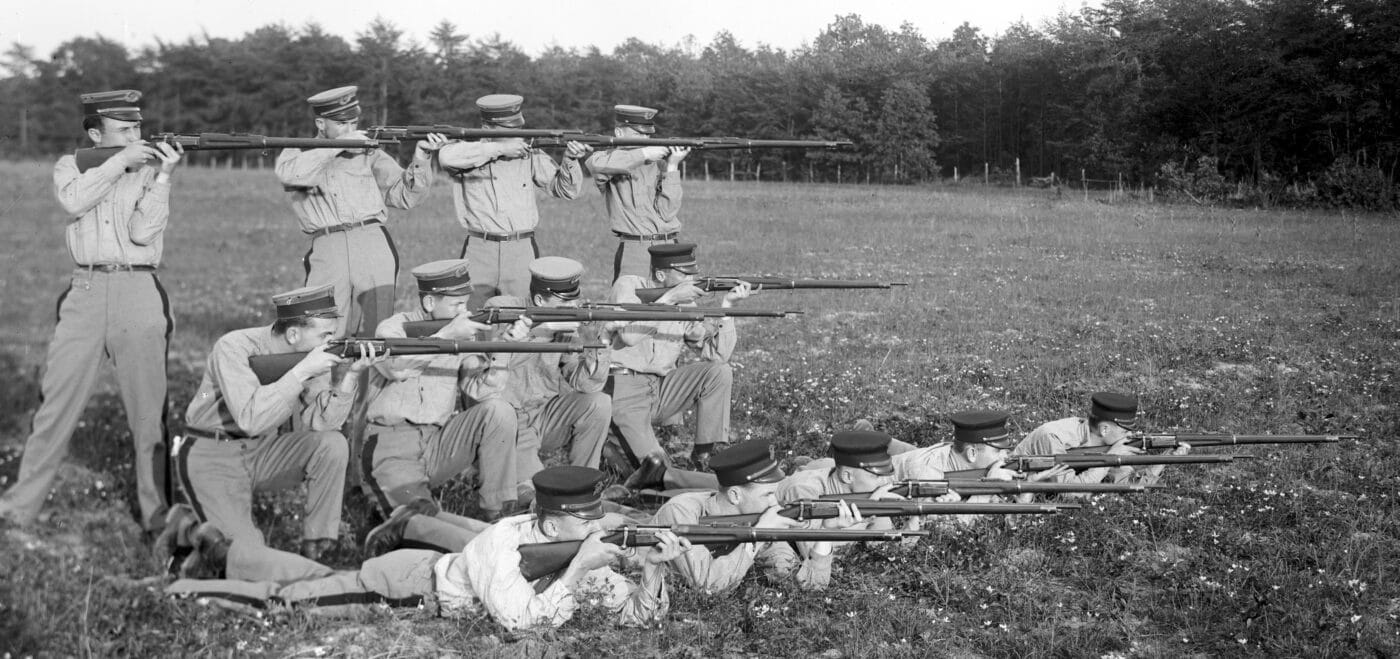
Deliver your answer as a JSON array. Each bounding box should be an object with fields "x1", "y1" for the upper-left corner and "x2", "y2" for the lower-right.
[
  {"x1": 517, "y1": 391, "x2": 612, "y2": 478},
  {"x1": 165, "y1": 540, "x2": 437, "y2": 614},
  {"x1": 303, "y1": 223, "x2": 397, "y2": 337},
  {"x1": 459, "y1": 236, "x2": 539, "y2": 304},
  {"x1": 613, "y1": 236, "x2": 678, "y2": 282},
  {"x1": 0, "y1": 269, "x2": 171, "y2": 530},
  {"x1": 174, "y1": 430, "x2": 348, "y2": 546},
  {"x1": 361, "y1": 399, "x2": 517, "y2": 518},
  {"x1": 608, "y1": 363, "x2": 732, "y2": 462}
]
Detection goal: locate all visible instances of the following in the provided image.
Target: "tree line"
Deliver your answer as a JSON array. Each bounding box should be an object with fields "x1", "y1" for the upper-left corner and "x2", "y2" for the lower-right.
[{"x1": 1, "y1": 0, "x2": 1396, "y2": 207}]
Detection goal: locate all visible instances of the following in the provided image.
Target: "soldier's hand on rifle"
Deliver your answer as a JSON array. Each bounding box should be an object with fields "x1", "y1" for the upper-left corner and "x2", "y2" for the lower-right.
[
  {"x1": 640, "y1": 146, "x2": 671, "y2": 162},
  {"x1": 504, "y1": 317, "x2": 533, "y2": 342},
  {"x1": 984, "y1": 459, "x2": 1019, "y2": 482},
  {"x1": 1025, "y1": 464, "x2": 1073, "y2": 482},
  {"x1": 572, "y1": 531, "x2": 627, "y2": 571},
  {"x1": 340, "y1": 130, "x2": 371, "y2": 154},
  {"x1": 754, "y1": 506, "x2": 802, "y2": 530},
  {"x1": 1105, "y1": 440, "x2": 1145, "y2": 456},
  {"x1": 868, "y1": 482, "x2": 907, "y2": 501},
  {"x1": 721, "y1": 281, "x2": 755, "y2": 307},
  {"x1": 564, "y1": 141, "x2": 593, "y2": 160},
  {"x1": 153, "y1": 142, "x2": 184, "y2": 174},
  {"x1": 666, "y1": 147, "x2": 692, "y2": 166},
  {"x1": 658, "y1": 281, "x2": 706, "y2": 305},
  {"x1": 819, "y1": 499, "x2": 865, "y2": 530},
  {"x1": 934, "y1": 491, "x2": 962, "y2": 503},
  {"x1": 116, "y1": 143, "x2": 162, "y2": 169},
  {"x1": 289, "y1": 345, "x2": 343, "y2": 381},
  {"x1": 416, "y1": 133, "x2": 449, "y2": 154},
  {"x1": 439, "y1": 314, "x2": 492, "y2": 341},
  {"x1": 1169, "y1": 442, "x2": 1192, "y2": 456},
  {"x1": 345, "y1": 340, "x2": 380, "y2": 374},
  {"x1": 496, "y1": 138, "x2": 530, "y2": 160},
  {"x1": 643, "y1": 530, "x2": 691, "y2": 565}
]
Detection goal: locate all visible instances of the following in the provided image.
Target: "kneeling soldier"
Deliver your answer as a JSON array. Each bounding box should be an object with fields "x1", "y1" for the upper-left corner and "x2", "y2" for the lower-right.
[
  {"x1": 362, "y1": 259, "x2": 519, "y2": 553},
  {"x1": 175, "y1": 284, "x2": 371, "y2": 559},
  {"x1": 167, "y1": 466, "x2": 688, "y2": 630}
]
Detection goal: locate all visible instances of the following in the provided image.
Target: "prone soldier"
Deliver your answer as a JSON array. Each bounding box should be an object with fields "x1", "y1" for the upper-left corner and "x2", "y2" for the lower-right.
[{"x1": 1013, "y1": 392, "x2": 1190, "y2": 488}]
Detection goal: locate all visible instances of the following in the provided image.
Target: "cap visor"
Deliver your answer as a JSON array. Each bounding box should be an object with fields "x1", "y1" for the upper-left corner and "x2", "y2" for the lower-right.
[
  {"x1": 751, "y1": 466, "x2": 786, "y2": 484},
  {"x1": 863, "y1": 461, "x2": 895, "y2": 477},
  {"x1": 561, "y1": 501, "x2": 605, "y2": 520}
]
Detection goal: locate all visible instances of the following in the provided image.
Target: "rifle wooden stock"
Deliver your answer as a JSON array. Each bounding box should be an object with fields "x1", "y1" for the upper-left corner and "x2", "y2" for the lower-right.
[
  {"x1": 579, "y1": 302, "x2": 801, "y2": 318},
  {"x1": 247, "y1": 338, "x2": 594, "y2": 385},
  {"x1": 633, "y1": 277, "x2": 908, "y2": 303},
  {"x1": 699, "y1": 499, "x2": 1073, "y2": 526},
  {"x1": 366, "y1": 125, "x2": 586, "y2": 141},
  {"x1": 74, "y1": 133, "x2": 385, "y2": 172},
  {"x1": 517, "y1": 524, "x2": 930, "y2": 581},
  {"x1": 400, "y1": 307, "x2": 708, "y2": 338},
  {"x1": 944, "y1": 454, "x2": 1247, "y2": 478},
  {"x1": 1066, "y1": 433, "x2": 1353, "y2": 454}
]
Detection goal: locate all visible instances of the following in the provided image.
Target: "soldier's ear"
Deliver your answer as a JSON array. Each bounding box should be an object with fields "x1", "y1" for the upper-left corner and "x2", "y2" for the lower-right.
[
  {"x1": 421, "y1": 295, "x2": 436, "y2": 314},
  {"x1": 723, "y1": 487, "x2": 741, "y2": 505},
  {"x1": 836, "y1": 468, "x2": 853, "y2": 485},
  {"x1": 531, "y1": 294, "x2": 548, "y2": 307},
  {"x1": 86, "y1": 127, "x2": 103, "y2": 145}
]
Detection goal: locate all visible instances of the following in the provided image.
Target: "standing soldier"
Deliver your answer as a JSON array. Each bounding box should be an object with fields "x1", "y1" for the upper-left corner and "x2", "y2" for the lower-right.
[
  {"x1": 437, "y1": 94, "x2": 590, "y2": 302},
  {"x1": 585, "y1": 105, "x2": 691, "y2": 281},
  {"x1": 0, "y1": 90, "x2": 181, "y2": 538},
  {"x1": 275, "y1": 85, "x2": 444, "y2": 336},
  {"x1": 174, "y1": 284, "x2": 373, "y2": 560}
]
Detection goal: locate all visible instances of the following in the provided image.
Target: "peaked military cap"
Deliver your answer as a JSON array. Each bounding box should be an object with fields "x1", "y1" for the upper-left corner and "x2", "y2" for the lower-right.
[
  {"x1": 477, "y1": 94, "x2": 525, "y2": 128},
  {"x1": 529, "y1": 257, "x2": 583, "y2": 300},
  {"x1": 533, "y1": 466, "x2": 607, "y2": 519},
  {"x1": 412, "y1": 259, "x2": 473, "y2": 296},
  {"x1": 307, "y1": 86, "x2": 361, "y2": 121},
  {"x1": 950, "y1": 410, "x2": 1016, "y2": 450},
  {"x1": 81, "y1": 90, "x2": 142, "y2": 122},
  {"x1": 708, "y1": 440, "x2": 785, "y2": 488},
  {"x1": 829, "y1": 430, "x2": 895, "y2": 476},
  {"x1": 648, "y1": 243, "x2": 698, "y2": 274},
  {"x1": 1090, "y1": 392, "x2": 1138, "y2": 429},
  {"x1": 272, "y1": 283, "x2": 340, "y2": 321},
  {"x1": 614, "y1": 104, "x2": 658, "y2": 134}
]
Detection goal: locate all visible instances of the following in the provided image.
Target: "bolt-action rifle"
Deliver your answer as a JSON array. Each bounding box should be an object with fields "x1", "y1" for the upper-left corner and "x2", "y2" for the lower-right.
[
  {"x1": 632, "y1": 277, "x2": 907, "y2": 304},
  {"x1": 365, "y1": 124, "x2": 587, "y2": 141},
  {"x1": 74, "y1": 132, "x2": 385, "y2": 172},
  {"x1": 516, "y1": 524, "x2": 930, "y2": 581},
  {"x1": 817, "y1": 479, "x2": 1158, "y2": 499},
  {"x1": 400, "y1": 307, "x2": 711, "y2": 338},
  {"x1": 529, "y1": 135, "x2": 855, "y2": 150},
  {"x1": 1066, "y1": 433, "x2": 1353, "y2": 454},
  {"x1": 697, "y1": 499, "x2": 1075, "y2": 526},
  {"x1": 248, "y1": 337, "x2": 598, "y2": 385},
  {"x1": 943, "y1": 454, "x2": 1249, "y2": 479},
  {"x1": 578, "y1": 302, "x2": 802, "y2": 319}
]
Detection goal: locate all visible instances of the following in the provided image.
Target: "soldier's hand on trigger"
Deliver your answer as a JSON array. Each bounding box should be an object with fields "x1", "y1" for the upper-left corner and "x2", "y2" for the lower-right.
[
  {"x1": 1170, "y1": 442, "x2": 1192, "y2": 456},
  {"x1": 644, "y1": 530, "x2": 691, "y2": 565},
  {"x1": 573, "y1": 531, "x2": 627, "y2": 571},
  {"x1": 1106, "y1": 439, "x2": 1145, "y2": 456},
  {"x1": 934, "y1": 491, "x2": 962, "y2": 503},
  {"x1": 640, "y1": 146, "x2": 671, "y2": 162},
  {"x1": 117, "y1": 142, "x2": 161, "y2": 169},
  {"x1": 564, "y1": 141, "x2": 593, "y2": 160},
  {"x1": 1026, "y1": 464, "x2": 1073, "y2": 482},
  {"x1": 658, "y1": 281, "x2": 706, "y2": 305},
  {"x1": 868, "y1": 482, "x2": 907, "y2": 501},
  {"x1": 290, "y1": 344, "x2": 343, "y2": 381},
  {"x1": 496, "y1": 138, "x2": 530, "y2": 159},
  {"x1": 153, "y1": 142, "x2": 183, "y2": 174},
  {"x1": 984, "y1": 458, "x2": 1019, "y2": 482},
  {"x1": 439, "y1": 314, "x2": 492, "y2": 341},
  {"x1": 417, "y1": 133, "x2": 449, "y2": 153},
  {"x1": 820, "y1": 499, "x2": 865, "y2": 530}
]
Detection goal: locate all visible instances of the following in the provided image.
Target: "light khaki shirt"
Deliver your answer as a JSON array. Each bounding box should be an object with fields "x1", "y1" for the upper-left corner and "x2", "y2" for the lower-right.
[
  {"x1": 369, "y1": 310, "x2": 505, "y2": 426},
  {"x1": 584, "y1": 148, "x2": 682, "y2": 236},
  {"x1": 274, "y1": 148, "x2": 432, "y2": 232},
  {"x1": 606, "y1": 275, "x2": 735, "y2": 375},
  {"x1": 437, "y1": 143, "x2": 583, "y2": 233},
  {"x1": 54, "y1": 154, "x2": 170, "y2": 266},
  {"x1": 434, "y1": 515, "x2": 668, "y2": 630},
  {"x1": 1014, "y1": 416, "x2": 1124, "y2": 485},
  {"x1": 184, "y1": 327, "x2": 354, "y2": 438}
]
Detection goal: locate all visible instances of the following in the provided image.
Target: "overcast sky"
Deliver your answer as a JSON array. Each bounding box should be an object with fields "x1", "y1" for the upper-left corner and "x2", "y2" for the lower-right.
[{"x1": 5, "y1": 0, "x2": 1098, "y2": 58}]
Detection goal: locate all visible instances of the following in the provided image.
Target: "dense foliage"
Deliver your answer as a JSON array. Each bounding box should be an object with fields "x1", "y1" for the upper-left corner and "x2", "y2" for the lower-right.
[{"x1": 1, "y1": 0, "x2": 1397, "y2": 204}]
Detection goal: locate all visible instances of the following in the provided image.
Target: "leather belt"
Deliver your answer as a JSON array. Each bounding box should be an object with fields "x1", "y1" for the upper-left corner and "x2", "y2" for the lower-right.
[
  {"x1": 307, "y1": 219, "x2": 381, "y2": 237},
  {"x1": 185, "y1": 428, "x2": 251, "y2": 442},
  {"x1": 80, "y1": 264, "x2": 157, "y2": 272},
  {"x1": 467, "y1": 228, "x2": 536, "y2": 242},
  {"x1": 613, "y1": 230, "x2": 679, "y2": 242}
]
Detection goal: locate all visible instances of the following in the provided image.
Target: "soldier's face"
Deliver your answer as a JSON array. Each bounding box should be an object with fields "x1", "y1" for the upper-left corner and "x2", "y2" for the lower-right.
[
  {"x1": 548, "y1": 513, "x2": 602, "y2": 540},
  {"x1": 846, "y1": 468, "x2": 891, "y2": 493},
  {"x1": 426, "y1": 294, "x2": 472, "y2": 320},
  {"x1": 967, "y1": 445, "x2": 1011, "y2": 469},
  {"x1": 96, "y1": 118, "x2": 142, "y2": 147},
  {"x1": 288, "y1": 317, "x2": 339, "y2": 351},
  {"x1": 1099, "y1": 421, "x2": 1131, "y2": 445},
  {"x1": 316, "y1": 117, "x2": 359, "y2": 139},
  {"x1": 730, "y1": 482, "x2": 780, "y2": 514}
]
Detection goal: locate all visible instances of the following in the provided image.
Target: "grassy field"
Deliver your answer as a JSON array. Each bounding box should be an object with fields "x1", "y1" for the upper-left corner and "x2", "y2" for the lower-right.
[{"x1": 1, "y1": 160, "x2": 1398, "y2": 657}]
